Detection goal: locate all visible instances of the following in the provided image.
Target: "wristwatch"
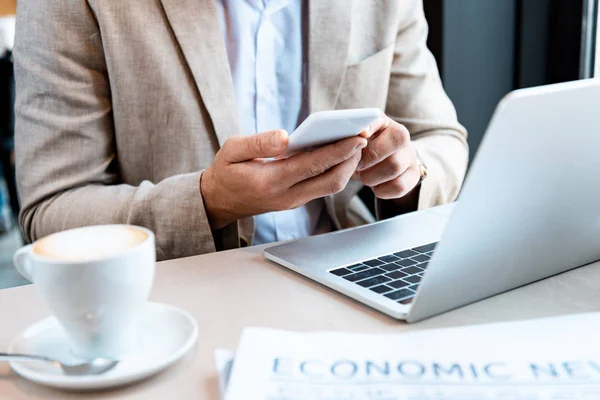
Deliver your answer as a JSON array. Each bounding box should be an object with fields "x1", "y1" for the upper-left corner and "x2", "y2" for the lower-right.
[{"x1": 418, "y1": 162, "x2": 428, "y2": 184}]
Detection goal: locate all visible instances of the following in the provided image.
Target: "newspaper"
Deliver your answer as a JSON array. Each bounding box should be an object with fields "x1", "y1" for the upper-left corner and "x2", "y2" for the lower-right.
[
  {"x1": 215, "y1": 349, "x2": 235, "y2": 400},
  {"x1": 220, "y1": 313, "x2": 600, "y2": 400}
]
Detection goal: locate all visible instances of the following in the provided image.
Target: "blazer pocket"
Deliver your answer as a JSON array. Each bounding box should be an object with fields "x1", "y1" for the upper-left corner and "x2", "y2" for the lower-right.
[
  {"x1": 346, "y1": 42, "x2": 395, "y2": 68},
  {"x1": 337, "y1": 43, "x2": 395, "y2": 110}
]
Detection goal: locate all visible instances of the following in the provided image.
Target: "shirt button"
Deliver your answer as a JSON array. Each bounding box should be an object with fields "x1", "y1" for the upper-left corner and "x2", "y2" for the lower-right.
[{"x1": 258, "y1": 90, "x2": 275, "y2": 102}]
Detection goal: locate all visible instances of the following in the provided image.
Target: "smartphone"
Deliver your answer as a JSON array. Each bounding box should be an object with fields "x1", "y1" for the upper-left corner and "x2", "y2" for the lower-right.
[{"x1": 281, "y1": 108, "x2": 382, "y2": 158}]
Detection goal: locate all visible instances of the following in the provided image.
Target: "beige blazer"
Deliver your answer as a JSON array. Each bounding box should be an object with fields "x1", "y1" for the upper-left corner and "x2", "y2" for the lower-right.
[{"x1": 14, "y1": 0, "x2": 468, "y2": 260}]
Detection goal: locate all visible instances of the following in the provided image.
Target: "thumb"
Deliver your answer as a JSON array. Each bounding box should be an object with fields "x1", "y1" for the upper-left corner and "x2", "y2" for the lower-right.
[{"x1": 223, "y1": 130, "x2": 289, "y2": 162}]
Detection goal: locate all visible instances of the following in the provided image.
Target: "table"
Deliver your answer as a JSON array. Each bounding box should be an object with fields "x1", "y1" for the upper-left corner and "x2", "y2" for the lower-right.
[
  {"x1": 1, "y1": 244, "x2": 600, "y2": 399},
  {"x1": 0, "y1": 0, "x2": 15, "y2": 17}
]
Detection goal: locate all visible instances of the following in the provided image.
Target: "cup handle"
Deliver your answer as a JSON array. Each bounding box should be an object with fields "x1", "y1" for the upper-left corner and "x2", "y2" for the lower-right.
[{"x1": 13, "y1": 245, "x2": 35, "y2": 283}]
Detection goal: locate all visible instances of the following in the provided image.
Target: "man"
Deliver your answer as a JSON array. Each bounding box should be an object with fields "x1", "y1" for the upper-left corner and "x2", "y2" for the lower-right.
[{"x1": 14, "y1": 0, "x2": 468, "y2": 261}]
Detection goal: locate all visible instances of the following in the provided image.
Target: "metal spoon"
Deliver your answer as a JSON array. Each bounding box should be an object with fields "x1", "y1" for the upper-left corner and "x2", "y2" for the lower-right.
[{"x1": 0, "y1": 353, "x2": 118, "y2": 376}]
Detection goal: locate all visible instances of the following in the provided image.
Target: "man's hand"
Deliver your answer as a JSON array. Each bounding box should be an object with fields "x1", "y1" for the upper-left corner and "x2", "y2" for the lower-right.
[
  {"x1": 355, "y1": 114, "x2": 421, "y2": 202},
  {"x1": 201, "y1": 130, "x2": 368, "y2": 229}
]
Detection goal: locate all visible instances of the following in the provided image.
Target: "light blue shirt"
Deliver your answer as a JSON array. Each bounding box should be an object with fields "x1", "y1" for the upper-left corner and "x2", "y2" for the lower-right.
[{"x1": 216, "y1": 0, "x2": 333, "y2": 245}]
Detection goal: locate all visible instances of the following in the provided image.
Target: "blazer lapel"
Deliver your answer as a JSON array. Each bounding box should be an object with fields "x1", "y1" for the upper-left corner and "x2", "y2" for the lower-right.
[
  {"x1": 308, "y1": 0, "x2": 352, "y2": 112},
  {"x1": 160, "y1": 0, "x2": 239, "y2": 147}
]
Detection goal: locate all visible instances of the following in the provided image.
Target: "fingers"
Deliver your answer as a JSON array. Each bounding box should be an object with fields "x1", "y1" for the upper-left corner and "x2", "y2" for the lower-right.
[
  {"x1": 358, "y1": 147, "x2": 416, "y2": 187},
  {"x1": 280, "y1": 136, "x2": 367, "y2": 184},
  {"x1": 223, "y1": 130, "x2": 289, "y2": 163},
  {"x1": 371, "y1": 165, "x2": 421, "y2": 200},
  {"x1": 358, "y1": 110, "x2": 388, "y2": 139},
  {"x1": 357, "y1": 120, "x2": 410, "y2": 172},
  {"x1": 289, "y1": 151, "x2": 362, "y2": 206}
]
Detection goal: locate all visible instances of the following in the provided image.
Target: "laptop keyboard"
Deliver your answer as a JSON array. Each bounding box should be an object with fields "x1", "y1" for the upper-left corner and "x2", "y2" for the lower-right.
[{"x1": 329, "y1": 242, "x2": 437, "y2": 305}]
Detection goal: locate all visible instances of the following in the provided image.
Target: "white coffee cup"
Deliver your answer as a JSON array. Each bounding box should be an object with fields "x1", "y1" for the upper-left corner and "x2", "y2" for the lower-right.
[{"x1": 13, "y1": 225, "x2": 155, "y2": 360}]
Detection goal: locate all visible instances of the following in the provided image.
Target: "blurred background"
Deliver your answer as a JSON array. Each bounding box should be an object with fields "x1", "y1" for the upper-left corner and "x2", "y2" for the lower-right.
[
  {"x1": 424, "y1": 0, "x2": 598, "y2": 164},
  {"x1": 0, "y1": 0, "x2": 20, "y2": 288},
  {"x1": 0, "y1": 0, "x2": 597, "y2": 287}
]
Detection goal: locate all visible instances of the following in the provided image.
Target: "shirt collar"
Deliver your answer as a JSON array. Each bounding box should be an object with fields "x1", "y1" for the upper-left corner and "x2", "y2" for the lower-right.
[{"x1": 244, "y1": 0, "x2": 292, "y2": 15}]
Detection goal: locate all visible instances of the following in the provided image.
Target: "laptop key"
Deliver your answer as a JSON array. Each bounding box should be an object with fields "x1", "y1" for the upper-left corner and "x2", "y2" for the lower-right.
[
  {"x1": 343, "y1": 268, "x2": 385, "y2": 282},
  {"x1": 393, "y1": 249, "x2": 420, "y2": 258},
  {"x1": 370, "y1": 284, "x2": 394, "y2": 294},
  {"x1": 386, "y1": 270, "x2": 408, "y2": 280},
  {"x1": 403, "y1": 275, "x2": 422, "y2": 284},
  {"x1": 379, "y1": 255, "x2": 400, "y2": 263},
  {"x1": 381, "y1": 263, "x2": 403, "y2": 272},
  {"x1": 349, "y1": 265, "x2": 370, "y2": 272},
  {"x1": 413, "y1": 242, "x2": 438, "y2": 254},
  {"x1": 408, "y1": 284, "x2": 420, "y2": 291},
  {"x1": 389, "y1": 280, "x2": 410, "y2": 289},
  {"x1": 401, "y1": 266, "x2": 423, "y2": 275},
  {"x1": 396, "y1": 258, "x2": 418, "y2": 267},
  {"x1": 363, "y1": 259, "x2": 385, "y2": 267},
  {"x1": 357, "y1": 275, "x2": 392, "y2": 288},
  {"x1": 411, "y1": 254, "x2": 430, "y2": 263},
  {"x1": 385, "y1": 288, "x2": 415, "y2": 301},
  {"x1": 330, "y1": 268, "x2": 353, "y2": 277},
  {"x1": 417, "y1": 261, "x2": 429, "y2": 269},
  {"x1": 398, "y1": 297, "x2": 414, "y2": 305}
]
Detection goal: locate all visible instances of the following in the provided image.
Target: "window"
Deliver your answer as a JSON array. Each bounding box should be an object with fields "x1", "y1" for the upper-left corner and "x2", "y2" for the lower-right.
[
  {"x1": 582, "y1": 0, "x2": 599, "y2": 78},
  {"x1": 596, "y1": 2, "x2": 600, "y2": 77}
]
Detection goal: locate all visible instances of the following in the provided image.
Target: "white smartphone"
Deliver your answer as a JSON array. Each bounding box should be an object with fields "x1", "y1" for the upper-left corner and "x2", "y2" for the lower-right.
[{"x1": 281, "y1": 108, "x2": 382, "y2": 157}]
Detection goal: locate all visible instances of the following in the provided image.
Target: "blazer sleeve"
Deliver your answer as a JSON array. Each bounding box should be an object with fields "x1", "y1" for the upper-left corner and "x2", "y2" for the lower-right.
[
  {"x1": 383, "y1": 0, "x2": 469, "y2": 212},
  {"x1": 14, "y1": 0, "x2": 219, "y2": 260}
]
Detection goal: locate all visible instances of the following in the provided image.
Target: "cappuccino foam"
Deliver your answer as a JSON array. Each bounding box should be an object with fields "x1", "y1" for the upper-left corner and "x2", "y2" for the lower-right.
[{"x1": 33, "y1": 226, "x2": 148, "y2": 261}]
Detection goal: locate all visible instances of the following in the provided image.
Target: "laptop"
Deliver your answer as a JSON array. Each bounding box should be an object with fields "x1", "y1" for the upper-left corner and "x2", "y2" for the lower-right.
[{"x1": 264, "y1": 79, "x2": 600, "y2": 323}]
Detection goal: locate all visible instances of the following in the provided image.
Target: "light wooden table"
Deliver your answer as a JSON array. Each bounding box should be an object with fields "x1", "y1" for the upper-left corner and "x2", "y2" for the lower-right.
[
  {"x1": 1, "y1": 244, "x2": 600, "y2": 399},
  {"x1": 0, "y1": 0, "x2": 16, "y2": 16},
  {"x1": 0, "y1": 0, "x2": 17, "y2": 16}
]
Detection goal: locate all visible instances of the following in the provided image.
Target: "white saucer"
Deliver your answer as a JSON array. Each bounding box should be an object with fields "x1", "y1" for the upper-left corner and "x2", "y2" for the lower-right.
[{"x1": 8, "y1": 302, "x2": 198, "y2": 391}]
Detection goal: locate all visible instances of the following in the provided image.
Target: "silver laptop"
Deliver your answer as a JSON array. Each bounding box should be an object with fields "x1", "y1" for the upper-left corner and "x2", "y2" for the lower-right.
[{"x1": 264, "y1": 79, "x2": 600, "y2": 323}]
